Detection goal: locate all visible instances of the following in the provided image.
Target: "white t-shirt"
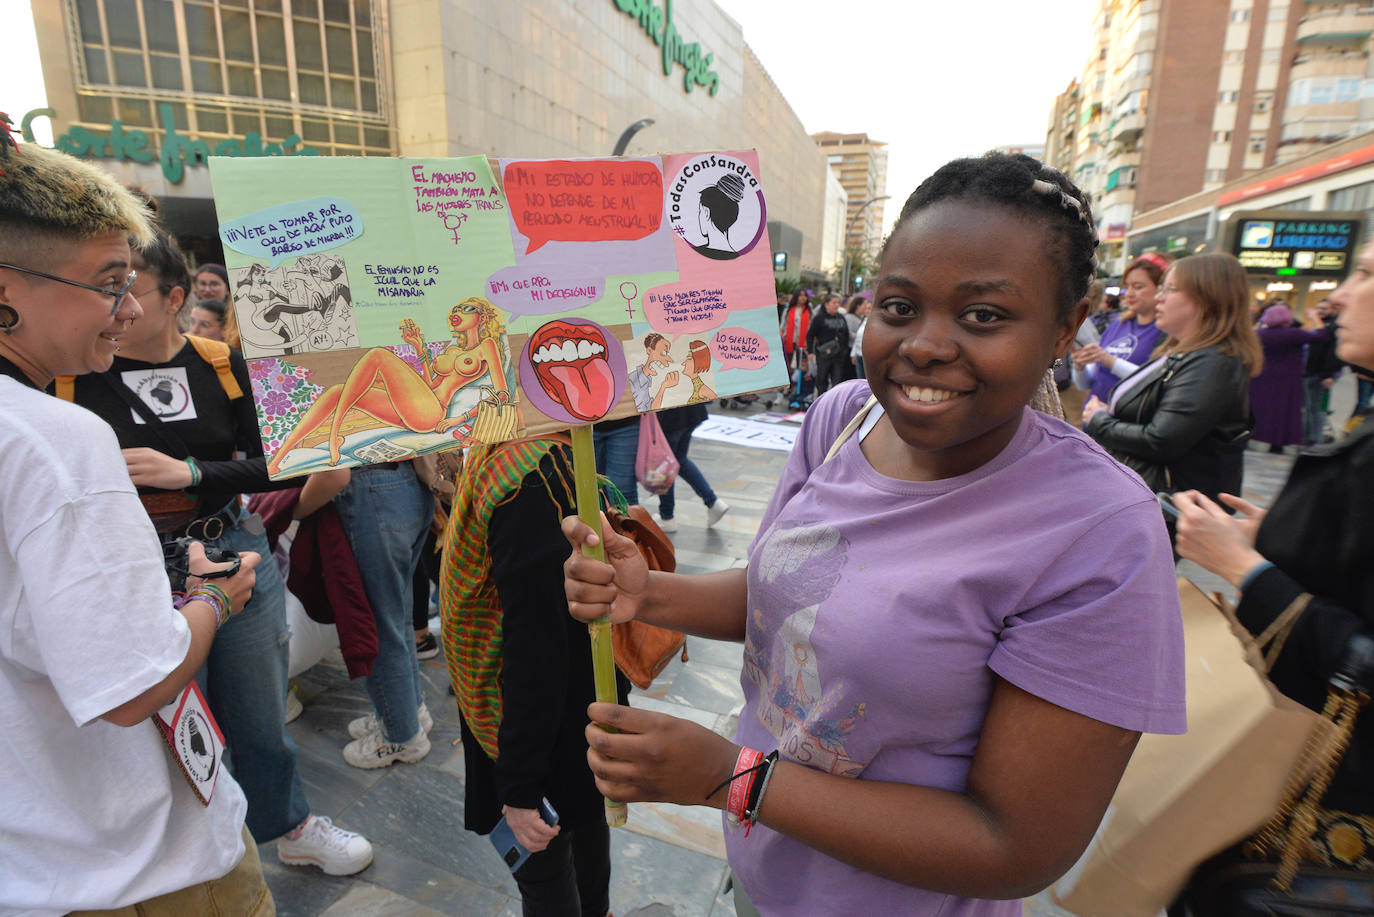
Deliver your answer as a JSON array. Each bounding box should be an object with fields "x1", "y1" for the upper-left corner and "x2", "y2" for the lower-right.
[{"x1": 0, "y1": 376, "x2": 247, "y2": 917}]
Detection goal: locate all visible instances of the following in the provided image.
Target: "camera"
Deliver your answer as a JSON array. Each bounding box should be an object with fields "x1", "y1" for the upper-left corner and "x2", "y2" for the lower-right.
[{"x1": 162, "y1": 537, "x2": 241, "y2": 593}]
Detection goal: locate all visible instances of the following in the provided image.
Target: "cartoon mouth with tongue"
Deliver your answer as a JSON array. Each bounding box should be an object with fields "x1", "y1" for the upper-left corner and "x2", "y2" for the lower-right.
[{"x1": 526, "y1": 319, "x2": 621, "y2": 422}]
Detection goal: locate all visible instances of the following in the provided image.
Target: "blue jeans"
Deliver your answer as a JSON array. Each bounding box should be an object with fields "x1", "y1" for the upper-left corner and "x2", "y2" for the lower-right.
[
  {"x1": 333, "y1": 465, "x2": 428, "y2": 743},
  {"x1": 593, "y1": 423, "x2": 638, "y2": 506},
  {"x1": 195, "y1": 507, "x2": 310, "y2": 841},
  {"x1": 658, "y1": 427, "x2": 716, "y2": 520}
]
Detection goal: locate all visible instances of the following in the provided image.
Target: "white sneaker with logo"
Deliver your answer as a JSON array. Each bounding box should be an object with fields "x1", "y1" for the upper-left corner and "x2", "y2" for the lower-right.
[
  {"x1": 277, "y1": 815, "x2": 374, "y2": 875},
  {"x1": 343, "y1": 726, "x2": 431, "y2": 769},
  {"x1": 347, "y1": 703, "x2": 433, "y2": 740}
]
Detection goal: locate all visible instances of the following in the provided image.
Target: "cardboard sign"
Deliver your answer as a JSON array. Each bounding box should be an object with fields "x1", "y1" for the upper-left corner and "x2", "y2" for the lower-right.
[{"x1": 209, "y1": 153, "x2": 787, "y2": 478}]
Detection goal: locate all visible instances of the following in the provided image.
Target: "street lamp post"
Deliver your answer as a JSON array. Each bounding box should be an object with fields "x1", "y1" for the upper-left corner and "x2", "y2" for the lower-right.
[
  {"x1": 612, "y1": 118, "x2": 655, "y2": 156},
  {"x1": 840, "y1": 195, "x2": 890, "y2": 295}
]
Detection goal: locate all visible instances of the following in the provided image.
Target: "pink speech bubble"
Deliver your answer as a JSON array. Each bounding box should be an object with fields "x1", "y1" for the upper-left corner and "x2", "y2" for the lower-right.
[
  {"x1": 710, "y1": 327, "x2": 771, "y2": 370},
  {"x1": 485, "y1": 266, "x2": 603, "y2": 315},
  {"x1": 643, "y1": 282, "x2": 730, "y2": 335}
]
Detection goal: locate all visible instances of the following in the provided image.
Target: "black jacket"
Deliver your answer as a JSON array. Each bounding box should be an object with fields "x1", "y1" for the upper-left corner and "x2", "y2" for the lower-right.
[
  {"x1": 1237, "y1": 419, "x2": 1374, "y2": 814},
  {"x1": 1086, "y1": 346, "x2": 1251, "y2": 502}
]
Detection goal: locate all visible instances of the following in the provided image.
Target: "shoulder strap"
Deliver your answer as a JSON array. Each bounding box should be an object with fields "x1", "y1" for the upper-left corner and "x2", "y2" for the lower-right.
[
  {"x1": 96, "y1": 371, "x2": 191, "y2": 459},
  {"x1": 185, "y1": 334, "x2": 243, "y2": 400},
  {"x1": 54, "y1": 375, "x2": 75, "y2": 401},
  {"x1": 823, "y1": 395, "x2": 879, "y2": 463}
]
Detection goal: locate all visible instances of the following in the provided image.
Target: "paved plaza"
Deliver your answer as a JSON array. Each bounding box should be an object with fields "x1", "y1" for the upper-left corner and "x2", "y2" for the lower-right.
[{"x1": 260, "y1": 380, "x2": 1357, "y2": 916}]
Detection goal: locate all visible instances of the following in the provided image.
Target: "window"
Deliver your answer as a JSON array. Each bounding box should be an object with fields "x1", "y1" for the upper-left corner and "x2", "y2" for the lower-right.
[
  {"x1": 1254, "y1": 92, "x2": 1273, "y2": 112},
  {"x1": 1230, "y1": 8, "x2": 1250, "y2": 23},
  {"x1": 1249, "y1": 133, "x2": 1267, "y2": 153},
  {"x1": 1220, "y1": 90, "x2": 1240, "y2": 104},
  {"x1": 64, "y1": 0, "x2": 393, "y2": 157},
  {"x1": 1224, "y1": 50, "x2": 1246, "y2": 64},
  {"x1": 1214, "y1": 130, "x2": 1233, "y2": 142}
]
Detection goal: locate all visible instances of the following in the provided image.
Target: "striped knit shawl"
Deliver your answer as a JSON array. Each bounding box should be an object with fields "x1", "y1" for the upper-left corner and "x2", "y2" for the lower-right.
[{"x1": 439, "y1": 438, "x2": 573, "y2": 761}]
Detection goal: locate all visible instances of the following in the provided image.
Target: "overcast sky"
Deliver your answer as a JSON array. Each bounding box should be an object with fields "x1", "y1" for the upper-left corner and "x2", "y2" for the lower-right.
[
  {"x1": 1, "y1": 0, "x2": 1097, "y2": 234},
  {"x1": 713, "y1": 0, "x2": 1097, "y2": 234}
]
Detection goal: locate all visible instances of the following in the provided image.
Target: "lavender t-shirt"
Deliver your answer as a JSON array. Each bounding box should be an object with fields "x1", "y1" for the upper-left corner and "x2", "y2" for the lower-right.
[
  {"x1": 726, "y1": 380, "x2": 1186, "y2": 916},
  {"x1": 1088, "y1": 316, "x2": 1167, "y2": 403}
]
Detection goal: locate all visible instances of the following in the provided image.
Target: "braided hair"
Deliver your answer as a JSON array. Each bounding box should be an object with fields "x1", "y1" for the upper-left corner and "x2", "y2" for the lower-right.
[{"x1": 881, "y1": 153, "x2": 1099, "y2": 321}]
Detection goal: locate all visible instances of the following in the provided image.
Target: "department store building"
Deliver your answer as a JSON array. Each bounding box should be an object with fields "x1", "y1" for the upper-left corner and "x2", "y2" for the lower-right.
[{"x1": 22, "y1": 0, "x2": 827, "y2": 277}]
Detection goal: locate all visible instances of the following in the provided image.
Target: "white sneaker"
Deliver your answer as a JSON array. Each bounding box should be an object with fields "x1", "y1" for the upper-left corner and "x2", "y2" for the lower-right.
[
  {"x1": 348, "y1": 703, "x2": 432, "y2": 739},
  {"x1": 653, "y1": 513, "x2": 678, "y2": 532},
  {"x1": 706, "y1": 500, "x2": 731, "y2": 527},
  {"x1": 277, "y1": 815, "x2": 374, "y2": 875},
  {"x1": 343, "y1": 726, "x2": 431, "y2": 769},
  {"x1": 284, "y1": 687, "x2": 303, "y2": 725}
]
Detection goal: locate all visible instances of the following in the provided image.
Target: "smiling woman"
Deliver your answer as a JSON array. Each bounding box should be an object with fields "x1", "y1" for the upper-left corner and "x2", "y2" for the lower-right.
[
  {"x1": 561, "y1": 153, "x2": 1187, "y2": 916},
  {"x1": 0, "y1": 140, "x2": 273, "y2": 915}
]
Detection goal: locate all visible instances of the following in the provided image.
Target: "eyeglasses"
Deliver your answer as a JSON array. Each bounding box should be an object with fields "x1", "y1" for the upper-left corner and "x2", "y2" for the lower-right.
[
  {"x1": 0, "y1": 262, "x2": 138, "y2": 317},
  {"x1": 1161, "y1": 284, "x2": 1180, "y2": 295}
]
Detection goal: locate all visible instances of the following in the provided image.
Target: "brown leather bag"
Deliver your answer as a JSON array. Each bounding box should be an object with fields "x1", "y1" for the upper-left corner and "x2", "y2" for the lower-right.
[{"x1": 604, "y1": 504, "x2": 689, "y2": 689}]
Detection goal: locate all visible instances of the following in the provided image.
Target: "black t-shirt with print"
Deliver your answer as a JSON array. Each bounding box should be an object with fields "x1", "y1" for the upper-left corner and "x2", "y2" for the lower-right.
[{"x1": 70, "y1": 338, "x2": 290, "y2": 517}]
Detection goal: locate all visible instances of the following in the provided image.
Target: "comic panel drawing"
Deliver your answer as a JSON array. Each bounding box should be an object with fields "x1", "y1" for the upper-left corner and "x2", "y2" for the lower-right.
[
  {"x1": 621, "y1": 333, "x2": 717, "y2": 412},
  {"x1": 230, "y1": 254, "x2": 359, "y2": 359},
  {"x1": 262, "y1": 297, "x2": 516, "y2": 477}
]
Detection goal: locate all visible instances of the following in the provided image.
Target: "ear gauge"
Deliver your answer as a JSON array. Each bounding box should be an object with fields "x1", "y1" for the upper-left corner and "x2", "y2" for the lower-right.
[{"x1": 0, "y1": 303, "x2": 19, "y2": 335}]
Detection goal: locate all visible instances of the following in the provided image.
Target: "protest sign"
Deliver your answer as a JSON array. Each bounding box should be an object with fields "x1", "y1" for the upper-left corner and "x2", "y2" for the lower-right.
[{"x1": 210, "y1": 152, "x2": 786, "y2": 478}]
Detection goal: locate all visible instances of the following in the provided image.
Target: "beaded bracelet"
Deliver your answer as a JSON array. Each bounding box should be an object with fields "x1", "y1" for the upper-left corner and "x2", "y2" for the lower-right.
[
  {"x1": 185, "y1": 582, "x2": 232, "y2": 627},
  {"x1": 185, "y1": 457, "x2": 202, "y2": 487}
]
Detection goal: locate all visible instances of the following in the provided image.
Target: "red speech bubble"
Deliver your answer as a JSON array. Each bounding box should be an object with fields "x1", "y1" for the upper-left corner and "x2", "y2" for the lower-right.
[{"x1": 505, "y1": 160, "x2": 663, "y2": 254}]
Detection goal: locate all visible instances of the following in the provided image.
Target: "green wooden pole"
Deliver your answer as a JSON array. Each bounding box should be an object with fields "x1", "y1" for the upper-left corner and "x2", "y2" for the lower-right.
[{"x1": 569, "y1": 423, "x2": 627, "y2": 827}]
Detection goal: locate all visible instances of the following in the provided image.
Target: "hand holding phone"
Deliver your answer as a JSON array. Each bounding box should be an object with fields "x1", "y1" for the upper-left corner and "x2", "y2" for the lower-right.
[
  {"x1": 1156, "y1": 492, "x2": 1180, "y2": 520},
  {"x1": 489, "y1": 798, "x2": 559, "y2": 873}
]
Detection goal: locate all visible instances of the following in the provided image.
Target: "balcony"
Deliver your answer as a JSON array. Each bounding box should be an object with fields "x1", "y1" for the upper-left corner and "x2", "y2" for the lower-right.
[
  {"x1": 1296, "y1": 8, "x2": 1374, "y2": 43},
  {"x1": 1111, "y1": 111, "x2": 1146, "y2": 144},
  {"x1": 1290, "y1": 48, "x2": 1369, "y2": 81}
]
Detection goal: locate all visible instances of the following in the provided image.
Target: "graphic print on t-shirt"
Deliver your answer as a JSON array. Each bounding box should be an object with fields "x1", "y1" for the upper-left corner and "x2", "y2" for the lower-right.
[
  {"x1": 1104, "y1": 332, "x2": 1140, "y2": 362},
  {"x1": 745, "y1": 521, "x2": 866, "y2": 776},
  {"x1": 120, "y1": 366, "x2": 198, "y2": 424}
]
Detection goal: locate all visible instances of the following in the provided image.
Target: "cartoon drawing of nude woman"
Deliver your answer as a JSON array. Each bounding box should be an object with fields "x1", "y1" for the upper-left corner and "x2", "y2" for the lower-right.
[
  {"x1": 692, "y1": 173, "x2": 745, "y2": 259},
  {"x1": 267, "y1": 297, "x2": 511, "y2": 474}
]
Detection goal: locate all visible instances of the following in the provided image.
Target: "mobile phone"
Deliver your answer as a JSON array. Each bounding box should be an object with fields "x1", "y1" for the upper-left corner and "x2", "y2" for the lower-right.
[
  {"x1": 1156, "y1": 492, "x2": 1180, "y2": 520},
  {"x1": 489, "y1": 798, "x2": 558, "y2": 873}
]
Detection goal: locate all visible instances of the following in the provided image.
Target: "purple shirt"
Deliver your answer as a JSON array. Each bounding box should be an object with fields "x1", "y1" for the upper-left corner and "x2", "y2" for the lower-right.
[
  {"x1": 726, "y1": 380, "x2": 1186, "y2": 916},
  {"x1": 1089, "y1": 316, "x2": 1167, "y2": 403}
]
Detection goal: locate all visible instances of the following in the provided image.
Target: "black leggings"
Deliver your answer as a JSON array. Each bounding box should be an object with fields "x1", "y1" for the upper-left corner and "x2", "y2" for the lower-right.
[
  {"x1": 513, "y1": 821, "x2": 611, "y2": 917},
  {"x1": 411, "y1": 527, "x2": 440, "y2": 631}
]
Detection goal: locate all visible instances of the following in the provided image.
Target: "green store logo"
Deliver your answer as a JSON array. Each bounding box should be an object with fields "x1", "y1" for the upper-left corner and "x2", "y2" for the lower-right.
[
  {"x1": 613, "y1": 0, "x2": 721, "y2": 97},
  {"x1": 19, "y1": 103, "x2": 319, "y2": 185}
]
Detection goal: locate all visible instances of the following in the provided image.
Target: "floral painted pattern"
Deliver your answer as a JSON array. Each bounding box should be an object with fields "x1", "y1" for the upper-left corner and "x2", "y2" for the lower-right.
[
  {"x1": 248, "y1": 356, "x2": 325, "y2": 455},
  {"x1": 247, "y1": 343, "x2": 447, "y2": 456}
]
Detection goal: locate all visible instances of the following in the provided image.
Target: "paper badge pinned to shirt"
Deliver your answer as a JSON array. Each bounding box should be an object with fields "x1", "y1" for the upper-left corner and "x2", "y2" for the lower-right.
[
  {"x1": 120, "y1": 366, "x2": 198, "y2": 424},
  {"x1": 154, "y1": 681, "x2": 225, "y2": 806}
]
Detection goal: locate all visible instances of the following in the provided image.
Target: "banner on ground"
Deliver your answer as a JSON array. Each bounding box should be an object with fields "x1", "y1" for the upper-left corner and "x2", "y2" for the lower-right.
[{"x1": 209, "y1": 152, "x2": 786, "y2": 478}]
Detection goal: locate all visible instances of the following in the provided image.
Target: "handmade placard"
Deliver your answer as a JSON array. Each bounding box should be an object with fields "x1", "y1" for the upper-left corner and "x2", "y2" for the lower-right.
[{"x1": 209, "y1": 152, "x2": 786, "y2": 478}]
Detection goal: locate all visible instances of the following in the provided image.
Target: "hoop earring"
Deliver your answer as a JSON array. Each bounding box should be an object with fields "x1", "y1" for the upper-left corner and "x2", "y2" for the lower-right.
[{"x1": 0, "y1": 303, "x2": 19, "y2": 335}]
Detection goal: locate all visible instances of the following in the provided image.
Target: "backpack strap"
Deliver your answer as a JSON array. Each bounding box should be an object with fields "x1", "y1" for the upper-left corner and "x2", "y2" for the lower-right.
[
  {"x1": 823, "y1": 395, "x2": 879, "y2": 463},
  {"x1": 185, "y1": 334, "x2": 243, "y2": 400},
  {"x1": 54, "y1": 375, "x2": 75, "y2": 402}
]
